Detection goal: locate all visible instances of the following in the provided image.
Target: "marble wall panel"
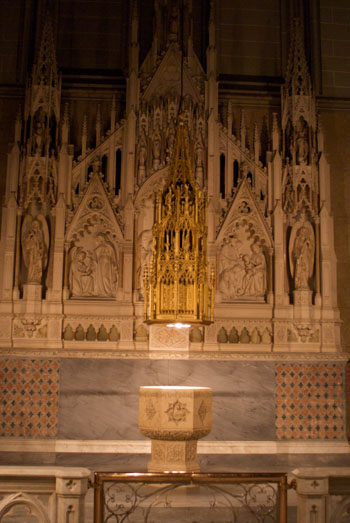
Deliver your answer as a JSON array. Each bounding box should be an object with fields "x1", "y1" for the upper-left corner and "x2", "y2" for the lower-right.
[{"x1": 58, "y1": 359, "x2": 276, "y2": 441}]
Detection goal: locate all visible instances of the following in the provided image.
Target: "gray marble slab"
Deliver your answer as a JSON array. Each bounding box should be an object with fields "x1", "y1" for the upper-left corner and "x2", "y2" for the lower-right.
[
  {"x1": 58, "y1": 359, "x2": 276, "y2": 441},
  {"x1": 0, "y1": 452, "x2": 56, "y2": 466}
]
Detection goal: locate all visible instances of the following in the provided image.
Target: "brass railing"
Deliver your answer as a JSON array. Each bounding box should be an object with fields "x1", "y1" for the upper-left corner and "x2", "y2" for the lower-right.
[{"x1": 93, "y1": 472, "x2": 288, "y2": 523}]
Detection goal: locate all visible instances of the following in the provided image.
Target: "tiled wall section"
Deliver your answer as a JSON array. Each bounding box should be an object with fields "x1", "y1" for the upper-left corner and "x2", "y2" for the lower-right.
[
  {"x1": 0, "y1": 359, "x2": 59, "y2": 438},
  {"x1": 275, "y1": 363, "x2": 345, "y2": 440}
]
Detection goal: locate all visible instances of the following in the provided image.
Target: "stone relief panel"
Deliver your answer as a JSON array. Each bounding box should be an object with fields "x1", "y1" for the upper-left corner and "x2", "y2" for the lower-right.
[
  {"x1": 12, "y1": 315, "x2": 49, "y2": 340},
  {"x1": 273, "y1": 321, "x2": 321, "y2": 345},
  {"x1": 218, "y1": 234, "x2": 267, "y2": 301},
  {"x1": 66, "y1": 174, "x2": 123, "y2": 300},
  {"x1": 150, "y1": 325, "x2": 189, "y2": 350},
  {"x1": 217, "y1": 179, "x2": 272, "y2": 303},
  {"x1": 69, "y1": 232, "x2": 118, "y2": 298},
  {"x1": 218, "y1": 219, "x2": 268, "y2": 302}
]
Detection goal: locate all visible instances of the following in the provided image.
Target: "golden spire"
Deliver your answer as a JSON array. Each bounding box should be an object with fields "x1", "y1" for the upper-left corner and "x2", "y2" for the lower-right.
[{"x1": 144, "y1": 116, "x2": 214, "y2": 325}]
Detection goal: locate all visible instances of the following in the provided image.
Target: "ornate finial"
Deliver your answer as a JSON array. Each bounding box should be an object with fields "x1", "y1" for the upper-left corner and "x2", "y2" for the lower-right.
[
  {"x1": 96, "y1": 104, "x2": 101, "y2": 146},
  {"x1": 61, "y1": 103, "x2": 70, "y2": 144},
  {"x1": 33, "y1": 14, "x2": 58, "y2": 88},
  {"x1": 282, "y1": 17, "x2": 315, "y2": 137},
  {"x1": 81, "y1": 115, "x2": 87, "y2": 158},
  {"x1": 208, "y1": 0, "x2": 215, "y2": 48},
  {"x1": 167, "y1": 114, "x2": 194, "y2": 187},
  {"x1": 240, "y1": 109, "x2": 246, "y2": 149},
  {"x1": 82, "y1": 115, "x2": 87, "y2": 136},
  {"x1": 317, "y1": 114, "x2": 324, "y2": 152},
  {"x1": 285, "y1": 18, "x2": 311, "y2": 97},
  {"x1": 272, "y1": 113, "x2": 279, "y2": 152},
  {"x1": 254, "y1": 123, "x2": 260, "y2": 164}
]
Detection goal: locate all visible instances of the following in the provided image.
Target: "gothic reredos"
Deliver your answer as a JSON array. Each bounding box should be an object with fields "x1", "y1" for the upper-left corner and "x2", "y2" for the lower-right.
[{"x1": 0, "y1": 4, "x2": 340, "y2": 353}]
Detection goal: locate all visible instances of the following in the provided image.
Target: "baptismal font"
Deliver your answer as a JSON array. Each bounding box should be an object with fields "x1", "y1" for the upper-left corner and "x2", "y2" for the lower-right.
[{"x1": 139, "y1": 386, "x2": 212, "y2": 472}]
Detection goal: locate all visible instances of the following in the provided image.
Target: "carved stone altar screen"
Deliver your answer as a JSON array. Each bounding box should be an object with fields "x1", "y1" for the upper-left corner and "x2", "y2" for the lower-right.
[{"x1": 0, "y1": 3, "x2": 340, "y2": 353}]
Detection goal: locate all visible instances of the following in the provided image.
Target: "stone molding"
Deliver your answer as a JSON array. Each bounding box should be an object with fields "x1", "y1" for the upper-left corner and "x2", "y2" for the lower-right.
[
  {"x1": 1, "y1": 439, "x2": 349, "y2": 455},
  {"x1": 0, "y1": 348, "x2": 348, "y2": 361}
]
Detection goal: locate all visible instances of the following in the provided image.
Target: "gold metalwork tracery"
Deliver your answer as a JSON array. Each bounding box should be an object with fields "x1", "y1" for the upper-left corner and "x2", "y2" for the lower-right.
[{"x1": 144, "y1": 116, "x2": 214, "y2": 324}]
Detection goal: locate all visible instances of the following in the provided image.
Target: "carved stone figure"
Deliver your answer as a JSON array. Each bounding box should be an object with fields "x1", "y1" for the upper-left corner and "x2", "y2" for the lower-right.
[
  {"x1": 152, "y1": 127, "x2": 161, "y2": 170},
  {"x1": 94, "y1": 233, "x2": 118, "y2": 297},
  {"x1": 218, "y1": 235, "x2": 245, "y2": 298},
  {"x1": 295, "y1": 116, "x2": 309, "y2": 164},
  {"x1": 33, "y1": 107, "x2": 45, "y2": 155},
  {"x1": 283, "y1": 174, "x2": 294, "y2": 214},
  {"x1": 166, "y1": 119, "x2": 175, "y2": 160},
  {"x1": 137, "y1": 229, "x2": 153, "y2": 299},
  {"x1": 241, "y1": 242, "x2": 266, "y2": 297},
  {"x1": 292, "y1": 226, "x2": 314, "y2": 290},
  {"x1": 69, "y1": 247, "x2": 95, "y2": 296},
  {"x1": 138, "y1": 129, "x2": 148, "y2": 182},
  {"x1": 21, "y1": 215, "x2": 49, "y2": 284}
]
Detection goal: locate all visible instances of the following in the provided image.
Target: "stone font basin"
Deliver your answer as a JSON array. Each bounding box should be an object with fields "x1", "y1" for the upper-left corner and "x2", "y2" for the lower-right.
[{"x1": 139, "y1": 386, "x2": 212, "y2": 472}]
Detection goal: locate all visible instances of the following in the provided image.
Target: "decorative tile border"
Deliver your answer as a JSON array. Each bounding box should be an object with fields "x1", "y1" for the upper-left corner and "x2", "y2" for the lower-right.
[
  {"x1": 0, "y1": 359, "x2": 60, "y2": 438},
  {"x1": 275, "y1": 363, "x2": 345, "y2": 440}
]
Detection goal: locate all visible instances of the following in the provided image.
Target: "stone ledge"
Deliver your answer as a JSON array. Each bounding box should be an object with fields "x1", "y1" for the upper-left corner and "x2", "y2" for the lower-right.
[
  {"x1": 0, "y1": 348, "x2": 348, "y2": 360},
  {"x1": 0, "y1": 439, "x2": 349, "y2": 455}
]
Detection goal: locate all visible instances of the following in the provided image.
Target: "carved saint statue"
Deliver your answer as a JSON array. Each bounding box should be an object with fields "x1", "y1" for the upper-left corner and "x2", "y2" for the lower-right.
[
  {"x1": 240, "y1": 242, "x2": 266, "y2": 297},
  {"x1": 94, "y1": 233, "x2": 118, "y2": 297},
  {"x1": 136, "y1": 229, "x2": 153, "y2": 299},
  {"x1": 295, "y1": 116, "x2": 309, "y2": 165},
  {"x1": 21, "y1": 215, "x2": 49, "y2": 284},
  {"x1": 152, "y1": 127, "x2": 161, "y2": 170},
  {"x1": 33, "y1": 107, "x2": 46, "y2": 155},
  {"x1": 138, "y1": 130, "x2": 147, "y2": 168},
  {"x1": 69, "y1": 247, "x2": 95, "y2": 296},
  {"x1": 292, "y1": 225, "x2": 314, "y2": 290},
  {"x1": 166, "y1": 119, "x2": 176, "y2": 160},
  {"x1": 218, "y1": 235, "x2": 245, "y2": 299}
]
